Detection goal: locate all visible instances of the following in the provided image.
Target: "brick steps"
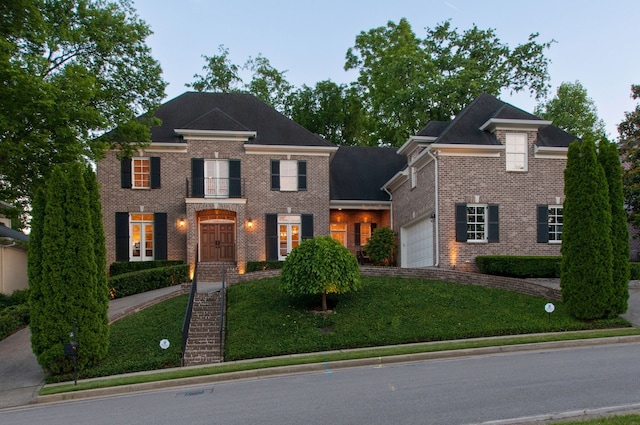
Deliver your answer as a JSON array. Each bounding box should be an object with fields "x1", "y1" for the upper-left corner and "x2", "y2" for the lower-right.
[
  {"x1": 183, "y1": 291, "x2": 224, "y2": 366},
  {"x1": 196, "y1": 262, "x2": 239, "y2": 284}
]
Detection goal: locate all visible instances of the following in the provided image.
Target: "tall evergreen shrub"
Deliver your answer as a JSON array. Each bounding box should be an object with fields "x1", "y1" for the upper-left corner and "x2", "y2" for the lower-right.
[
  {"x1": 28, "y1": 188, "x2": 46, "y2": 357},
  {"x1": 561, "y1": 138, "x2": 613, "y2": 319},
  {"x1": 598, "y1": 138, "x2": 630, "y2": 314}
]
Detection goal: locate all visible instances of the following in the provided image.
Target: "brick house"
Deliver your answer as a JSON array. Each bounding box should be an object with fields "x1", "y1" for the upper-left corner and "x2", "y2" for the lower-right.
[
  {"x1": 0, "y1": 201, "x2": 29, "y2": 294},
  {"x1": 383, "y1": 93, "x2": 576, "y2": 271}
]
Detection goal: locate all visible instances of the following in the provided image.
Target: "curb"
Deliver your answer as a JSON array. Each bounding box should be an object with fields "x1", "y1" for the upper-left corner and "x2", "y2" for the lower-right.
[{"x1": 36, "y1": 334, "x2": 640, "y2": 405}]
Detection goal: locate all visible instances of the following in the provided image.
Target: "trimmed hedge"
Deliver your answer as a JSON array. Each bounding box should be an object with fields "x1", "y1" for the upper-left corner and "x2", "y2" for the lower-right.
[
  {"x1": 108, "y1": 264, "x2": 189, "y2": 299},
  {"x1": 246, "y1": 261, "x2": 284, "y2": 273},
  {"x1": 109, "y1": 260, "x2": 184, "y2": 277},
  {"x1": 476, "y1": 256, "x2": 561, "y2": 278},
  {"x1": 631, "y1": 262, "x2": 640, "y2": 280},
  {"x1": 0, "y1": 304, "x2": 30, "y2": 340}
]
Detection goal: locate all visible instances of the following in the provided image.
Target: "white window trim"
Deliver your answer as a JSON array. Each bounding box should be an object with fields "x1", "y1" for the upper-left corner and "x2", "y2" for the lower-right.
[
  {"x1": 132, "y1": 157, "x2": 151, "y2": 189},
  {"x1": 548, "y1": 205, "x2": 563, "y2": 244},
  {"x1": 279, "y1": 160, "x2": 298, "y2": 192},
  {"x1": 204, "y1": 159, "x2": 229, "y2": 198},
  {"x1": 130, "y1": 213, "x2": 154, "y2": 261},
  {"x1": 505, "y1": 133, "x2": 528, "y2": 172},
  {"x1": 278, "y1": 214, "x2": 301, "y2": 260},
  {"x1": 466, "y1": 204, "x2": 488, "y2": 243},
  {"x1": 330, "y1": 223, "x2": 347, "y2": 247}
]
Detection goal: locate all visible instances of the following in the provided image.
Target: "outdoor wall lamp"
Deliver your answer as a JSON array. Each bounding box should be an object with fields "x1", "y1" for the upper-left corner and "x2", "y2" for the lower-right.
[
  {"x1": 247, "y1": 219, "x2": 253, "y2": 229},
  {"x1": 177, "y1": 218, "x2": 187, "y2": 230}
]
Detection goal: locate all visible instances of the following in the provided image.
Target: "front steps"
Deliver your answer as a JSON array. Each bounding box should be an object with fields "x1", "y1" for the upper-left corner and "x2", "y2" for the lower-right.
[{"x1": 182, "y1": 289, "x2": 224, "y2": 366}]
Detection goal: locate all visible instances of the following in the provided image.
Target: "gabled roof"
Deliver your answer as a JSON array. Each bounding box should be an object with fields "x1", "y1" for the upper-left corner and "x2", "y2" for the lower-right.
[
  {"x1": 418, "y1": 93, "x2": 576, "y2": 147},
  {"x1": 0, "y1": 225, "x2": 28, "y2": 242},
  {"x1": 148, "y1": 92, "x2": 334, "y2": 147},
  {"x1": 330, "y1": 146, "x2": 406, "y2": 202}
]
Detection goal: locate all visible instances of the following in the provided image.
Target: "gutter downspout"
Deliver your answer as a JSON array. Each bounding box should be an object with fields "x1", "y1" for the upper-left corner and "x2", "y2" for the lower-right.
[
  {"x1": 426, "y1": 149, "x2": 439, "y2": 267},
  {"x1": 383, "y1": 187, "x2": 393, "y2": 230}
]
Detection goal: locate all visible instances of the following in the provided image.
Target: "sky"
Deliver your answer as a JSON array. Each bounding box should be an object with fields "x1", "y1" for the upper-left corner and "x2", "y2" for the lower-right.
[{"x1": 131, "y1": 0, "x2": 639, "y2": 139}]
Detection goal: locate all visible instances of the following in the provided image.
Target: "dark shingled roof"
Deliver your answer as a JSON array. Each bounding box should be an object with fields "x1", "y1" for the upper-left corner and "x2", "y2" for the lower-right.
[
  {"x1": 330, "y1": 146, "x2": 406, "y2": 201},
  {"x1": 0, "y1": 225, "x2": 28, "y2": 242},
  {"x1": 148, "y1": 92, "x2": 334, "y2": 147},
  {"x1": 417, "y1": 93, "x2": 576, "y2": 147}
]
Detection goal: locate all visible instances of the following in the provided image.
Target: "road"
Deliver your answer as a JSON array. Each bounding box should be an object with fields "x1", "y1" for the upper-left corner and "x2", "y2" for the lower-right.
[{"x1": 2, "y1": 342, "x2": 640, "y2": 425}]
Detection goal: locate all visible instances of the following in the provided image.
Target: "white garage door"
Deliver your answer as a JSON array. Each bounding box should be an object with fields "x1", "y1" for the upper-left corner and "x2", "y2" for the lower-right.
[{"x1": 401, "y1": 217, "x2": 434, "y2": 268}]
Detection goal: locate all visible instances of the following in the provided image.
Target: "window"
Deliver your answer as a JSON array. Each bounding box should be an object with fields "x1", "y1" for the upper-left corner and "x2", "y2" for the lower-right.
[
  {"x1": 130, "y1": 213, "x2": 154, "y2": 261},
  {"x1": 505, "y1": 133, "x2": 527, "y2": 171},
  {"x1": 278, "y1": 215, "x2": 301, "y2": 260},
  {"x1": 466, "y1": 205, "x2": 487, "y2": 242},
  {"x1": 537, "y1": 205, "x2": 563, "y2": 243},
  {"x1": 205, "y1": 160, "x2": 229, "y2": 198},
  {"x1": 330, "y1": 223, "x2": 347, "y2": 247},
  {"x1": 455, "y1": 203, "x2": 499, "y2": 243},
  {"x1": 132, "y1": 158, "x2": 150, "y2": 188},
  {"x1": 355, "y1": 222, "x2": 376, "y2": 246},
  {"x1": 271, "y1": 160, "x2": 307, "y2": 191},
  {"x1": 410, "y1": 166, "x2": 417, "y2": 189}
]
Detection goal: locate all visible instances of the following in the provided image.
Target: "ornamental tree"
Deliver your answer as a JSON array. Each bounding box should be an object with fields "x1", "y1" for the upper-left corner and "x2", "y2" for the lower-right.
[
  {"x1": 281, "y1": 236, "x2": 361, "y2": 311},
  {"x1": 364, "y1": 226, "x2": 397, "y2": 265}
]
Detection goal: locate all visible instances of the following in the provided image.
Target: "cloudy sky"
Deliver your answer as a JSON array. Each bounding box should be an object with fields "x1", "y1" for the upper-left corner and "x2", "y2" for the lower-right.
[{"x1": 132, "y1": 0, "x2": 639, "y2": 138}]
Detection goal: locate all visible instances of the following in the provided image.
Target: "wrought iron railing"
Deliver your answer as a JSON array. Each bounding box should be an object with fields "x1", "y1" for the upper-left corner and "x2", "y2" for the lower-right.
[
  {"x1": 219, "y1": 264, "x2": 226, "y2": 358},
  {"x1": 181, "y1": 246, "x2": 198, "y2": 363},
  {"x1": 186, "y1": 177, "x2": 245, "y2": 198}
]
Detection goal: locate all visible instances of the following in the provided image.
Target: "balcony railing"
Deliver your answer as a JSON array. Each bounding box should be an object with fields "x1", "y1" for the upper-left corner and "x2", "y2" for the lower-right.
[{"x1": 186, "y1": 177, "x2": 245, "y2": 198}]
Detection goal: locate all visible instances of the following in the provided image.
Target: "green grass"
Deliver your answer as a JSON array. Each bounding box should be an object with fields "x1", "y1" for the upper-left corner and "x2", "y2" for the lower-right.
[
  {"x1": 46, "y1": 295, "x2": 187, "y2": 383},
  {"x1": 552, "y1": 414, "x2": 640, "y2": 424},
  {"x1": 225, "y1": 277, "x2": 630, "y2": 360}
]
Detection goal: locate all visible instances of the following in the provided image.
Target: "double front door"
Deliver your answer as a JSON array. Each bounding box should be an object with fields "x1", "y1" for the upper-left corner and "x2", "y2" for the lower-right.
[{"x1": 200, "y1": 223, "x2": 235, "y2": 262}]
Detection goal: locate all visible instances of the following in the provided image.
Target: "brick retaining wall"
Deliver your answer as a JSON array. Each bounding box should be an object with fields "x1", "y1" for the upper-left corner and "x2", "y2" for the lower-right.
[{"x1": 230, "y1": 266, "x2": 562, "y2": 301}]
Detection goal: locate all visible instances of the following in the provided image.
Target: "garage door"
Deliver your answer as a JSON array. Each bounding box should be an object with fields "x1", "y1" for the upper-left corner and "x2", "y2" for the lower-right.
[{"x1": 401, "y1": 217, "x2": 434, "y2": 268}]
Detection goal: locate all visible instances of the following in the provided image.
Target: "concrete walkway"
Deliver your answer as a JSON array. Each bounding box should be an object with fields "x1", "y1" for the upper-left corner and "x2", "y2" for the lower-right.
[{"x1": 0, "y1": 284, "x2": 184, "y2": 409}]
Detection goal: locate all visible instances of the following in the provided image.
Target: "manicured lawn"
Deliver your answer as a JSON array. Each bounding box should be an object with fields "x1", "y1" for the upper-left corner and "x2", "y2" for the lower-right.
[
  {"x1": 225, "y1": 277, "x2": 629, "y2": 361},
  {"x1": 47, "y1": 295, "x2": 187, "y2": 383},
  {"x1": 554, "y1": 415, "x2": 640, "y2": 424}
]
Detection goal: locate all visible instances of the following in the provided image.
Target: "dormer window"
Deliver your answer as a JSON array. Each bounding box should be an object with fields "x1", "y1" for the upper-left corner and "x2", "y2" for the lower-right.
[{"x1": 505, "y1": 133, "x2": 527, "y2": 172}]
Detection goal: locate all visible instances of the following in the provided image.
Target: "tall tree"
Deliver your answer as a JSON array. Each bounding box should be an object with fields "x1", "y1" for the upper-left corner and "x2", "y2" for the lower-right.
[
  {"x1": 187, "y1": 45, "x2": 242, "y2": 93},
  {"x1": 535, "y1": 81, "x2": 607, "y2": 139},
  {"x1": 0, "y1": 0, "x2": 166, "y2": 218},
  {"x1": 561, "y1": 138, "x2": 613, "y2": 320},
  {"x1": 345, "y1": 19, "x2": 554, "y2": 146},
  {"x1": 287, "y1": 81, "x2": 368, "y2": 146},
  {"x1": 598, "y1": 138, "x2": 630, "y2": 315},
  {"x1": 31, "y1": 163, "x2": 109, "y2": 374},
  {"x1": 619, "y1": 85, "x2": 640, "y2": 231},
  {"x1": 244, "y1": 55, "x2": 293, "y2": 114}
]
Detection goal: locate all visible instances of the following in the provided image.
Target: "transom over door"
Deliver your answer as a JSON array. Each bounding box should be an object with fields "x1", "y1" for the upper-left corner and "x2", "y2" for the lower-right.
[{"x1": 200, "y1": 223, "x2": 235, "y2": 262}]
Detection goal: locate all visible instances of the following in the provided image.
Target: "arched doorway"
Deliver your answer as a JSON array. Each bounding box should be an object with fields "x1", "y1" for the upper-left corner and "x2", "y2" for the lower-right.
[{"x1": 198, "y1": 210, "x2": 236, "y2": 262}]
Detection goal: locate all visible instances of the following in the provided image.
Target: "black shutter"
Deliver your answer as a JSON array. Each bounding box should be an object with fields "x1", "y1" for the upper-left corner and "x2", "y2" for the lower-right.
[
  {"x1": 154, "y1": 213, "x2": 167, "y2": 260},
  {"x1": 229, "y1": 159, "x2": 241, "y2": 198},
  {"x1": 537, "y1": 205, "x2": 549, "y2": 243},
  {"x1": 265, "y1": 214, "x2": 278, "y2": 260},
  {"x1": 488, "y1": 204, "x2": 499, "y2": 243},
  {"x1": 371, "y1": 223, "x2": 377, "y2": 233},
  {"x1": 302, "y1": 214, "x2": 314, "y2": 240},
  {"x1": 115, "y1": 212, "x2": 129, "y2": 261},
  {"x1": 298, "y1": 161, "x2": 307, "y2": 191},
  {"x1": 191, "y1": 158, "x2": 204, "y2": 197},
  {"x1": 355, "y1": 223, "x2": 361, "y2": 246},
  {"x1": 271, "y1": 160, "x2": 280, "y2": 190},
  {"x1": 150, "y1": 157, "x2": 161, "y2": 189},
  {"x1": 455, "y1": 203, "x2": 467, "y2": 242},
  {"x1": 121, "y1": 158, "x2": 132, "y2": 189}
]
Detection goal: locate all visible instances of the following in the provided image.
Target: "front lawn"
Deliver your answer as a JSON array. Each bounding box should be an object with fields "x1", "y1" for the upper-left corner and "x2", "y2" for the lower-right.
[{"x1": 225, "y1": 277, "x2": 629, "y2": 361}]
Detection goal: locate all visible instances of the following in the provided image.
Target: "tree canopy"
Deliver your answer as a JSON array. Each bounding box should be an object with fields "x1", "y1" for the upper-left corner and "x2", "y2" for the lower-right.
[
  {"x1": 0, "y1": 0, "x2": 166, "y2": 222},
  {"x1": 535, "y1": 81, "x2": 607, "y2": 140},
  {"x1": 619, "y1": 85, "x2": 640, "y2": 231}
]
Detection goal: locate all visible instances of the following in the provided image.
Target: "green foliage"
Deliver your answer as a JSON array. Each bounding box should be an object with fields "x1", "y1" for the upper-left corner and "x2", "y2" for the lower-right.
[
  {"x1": 630, "y1": 263, "x2": 640, "y2": 280},
  {"x1": 30, "y1": 163, "x2": 110, "y2": 374},
  {"x1": 620, "y1": 85, "x2": 640, "y2": 232},
  {"x1": 561, "y1": 138, "x2": 614, "y2": 320},
  {"x1": 245, "y1": 261, "x2": 284, "y2": 272},
  {"x1": 476, "y1": 256, "x2": 561, "y2": 278},
  {"x1": 0, "y1": 0, "x2": 166, "y2": 217},
  {"x1": 0, "y1": 304, "x2": 30, "y2": 340},
  {"x1": 345, "y1": 19, "x2": 553, "y2": 146},
  {"x1": 598, "y1": 138, "x2": 630, "y2": 314},
  {"x1": 535, "y1": 81, "x2": 607, "y2": 139},
  {"x1": 280, "y1": 236, "x2": 361, "y2": 310},
  {"x1": 225, "y1": 277, "x2": 629, "y2": 361},
  {"x1": 109, "y1": 260, "x2": 184, "y2": 277},
  {"x1": 47, "y1": 295, "x2": 187, "y2": 382},
  {"x1": 363, "y1": 226, "x2": 397, "y2": 265},
  {"x1": 108, "y1": 265, "x2": 189, "y2": 299}
]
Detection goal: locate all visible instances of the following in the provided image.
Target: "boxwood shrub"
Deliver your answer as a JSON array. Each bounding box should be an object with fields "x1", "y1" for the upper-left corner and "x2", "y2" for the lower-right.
[
  {"x1": 109, "y1": 260, "x2": 184, "y2": 277},
  {"x1": 630, "y1": 262, "x2": 640, "y2": 280},
  {"x1": 246, "y1": 261, "x2": 284, "y2": 272},
  {"x1": 108, "y1": 264, "x2": 189, "y2": 299},
  {"x1": 475, "y1": 256, "x2": 561, "y2": 278},
  {"x1": 0, "y1": 304, "x2": 30, "y2": 340}
]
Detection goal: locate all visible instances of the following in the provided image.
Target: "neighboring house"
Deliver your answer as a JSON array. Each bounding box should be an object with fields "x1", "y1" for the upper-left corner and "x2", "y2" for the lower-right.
[
  {"x1": 383, "y1": 93, "x2": 576, "y2": 271},
  {"x1": 0, "y1": 201, "x2": 29, "y2": 294},
  {"x1": 98, "y1": 91, "x2": 580, "y2": 276}
]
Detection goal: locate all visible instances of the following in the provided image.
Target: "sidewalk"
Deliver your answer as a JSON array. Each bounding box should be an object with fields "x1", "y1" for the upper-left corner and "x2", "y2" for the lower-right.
[{"x1": 0, "y1": 284, "x2": 184, "y2": 409}]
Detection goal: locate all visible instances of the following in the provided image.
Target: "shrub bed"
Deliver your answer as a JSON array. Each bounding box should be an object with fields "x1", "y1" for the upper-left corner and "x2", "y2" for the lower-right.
[
  {"x1": 246, "y1": 260, "x2": 284, "y2": 272},
  {"x1": 109, "y1": 260, "x2": 183, "y2": 277},
  {"x1": 0, "y1": 304, "x2": 30, "y2": 340},
  {"x1": 476, "y1": 256, "x2": 561, "y2": 278},
  {"x1": 108, "y1": 264, "x2": 189, "y2": 299},
  {"x1": 630, "y1": 262, "x2": 640, "y2": 280}
]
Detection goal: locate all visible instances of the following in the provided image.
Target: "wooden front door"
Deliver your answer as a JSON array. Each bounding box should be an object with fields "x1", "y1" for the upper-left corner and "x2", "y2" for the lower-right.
[{"x1": 200, "y1": 223, "x2": 235, "y2": 262}]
